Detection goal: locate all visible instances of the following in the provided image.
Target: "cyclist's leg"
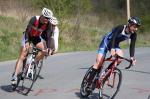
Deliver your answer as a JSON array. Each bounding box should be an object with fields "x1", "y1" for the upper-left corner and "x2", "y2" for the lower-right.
[
  {"x1": 36, "y1": 43, "x2": 46, "y2": 61},
  {"x1": 115, "y1": 47, "x2": 124, "y2": 65},
  {"x1": 14, "y1": 47, "x2": 28, "y2": 74},
  {"x1": 34, "y1": 37, "x2": 47, "y2": 63},
  {"x1": 88, "y1": 37, "x2": 108, "y2": 83},
  {"x1": 12, "y1": 40, "x2": 29, "y2": 84},
  {"x1": 86, "y1": 53, "x2": 105, "y2": 89},
  {"x1": 89, "y1": 52, "x2": 106, "y2": 80}
]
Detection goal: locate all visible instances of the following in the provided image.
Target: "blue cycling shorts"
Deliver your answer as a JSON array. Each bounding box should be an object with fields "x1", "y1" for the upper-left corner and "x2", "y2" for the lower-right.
[{"x1": 97, "y1": 36, "x2": 120, "y2": 56}]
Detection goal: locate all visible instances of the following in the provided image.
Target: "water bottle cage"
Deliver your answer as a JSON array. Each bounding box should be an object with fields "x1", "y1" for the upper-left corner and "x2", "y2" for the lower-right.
[{"x1": 26, "y1": 64, "x2": 34, "y2": 79}]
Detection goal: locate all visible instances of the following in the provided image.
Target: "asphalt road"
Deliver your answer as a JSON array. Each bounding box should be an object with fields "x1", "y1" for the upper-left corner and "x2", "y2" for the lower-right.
[{"x1": 0, "y1": 47, "x2": 150, "y2": 99}]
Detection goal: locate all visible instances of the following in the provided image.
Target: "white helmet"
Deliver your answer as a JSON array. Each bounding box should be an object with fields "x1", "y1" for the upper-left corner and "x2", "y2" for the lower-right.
[
  {"x1": 42, "y1": 8, "x2": 53, "y2": 18},
  {"x1": 49, "y1": 16, "x2": 59, "y2": 25}
]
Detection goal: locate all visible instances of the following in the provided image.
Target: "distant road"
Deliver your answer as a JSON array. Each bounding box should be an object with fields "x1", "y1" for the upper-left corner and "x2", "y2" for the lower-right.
[{"x1": 0, "y1": 47, "x2": 150, "y2": 99}]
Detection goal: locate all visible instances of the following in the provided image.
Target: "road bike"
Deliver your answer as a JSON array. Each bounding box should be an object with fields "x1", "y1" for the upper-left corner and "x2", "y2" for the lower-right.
[
  {"x1": 11, "y1": 45, "x2": 44, "y2": 95},
  {"x1": 80, "y1": 54, "x2": 132, "y2": 99}
]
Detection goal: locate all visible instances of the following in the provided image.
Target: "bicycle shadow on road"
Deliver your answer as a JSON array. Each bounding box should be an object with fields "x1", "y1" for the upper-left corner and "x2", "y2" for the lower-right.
[
  {"x1": 0, "y1": 84, "x2": 14, "y2": 92},
  {"x1": 75, "y1": 92, "x2": 99, "y2": 99},
  {"x1": 148, "y1": 94, "x2": 150, "y2": 99},
  {"x1": 121, "y1": 68, "x2": 150, "y2": 75},
  {"x1": 0, "y1": 84, "x2": 33, "y2": 95}
]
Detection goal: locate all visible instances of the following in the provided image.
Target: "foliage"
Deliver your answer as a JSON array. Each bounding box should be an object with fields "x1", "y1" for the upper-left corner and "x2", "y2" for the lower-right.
[
  {"x1": 29, "y1": 0, "x2": 92, "y2": 18},
  {"x1": 0, "y1": 0, "x2": 150, "y2": 61}
]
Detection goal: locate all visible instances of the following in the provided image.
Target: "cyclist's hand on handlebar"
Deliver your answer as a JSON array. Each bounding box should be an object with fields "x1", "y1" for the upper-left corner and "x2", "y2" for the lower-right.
[
  {"x1": 130, "y1": 57, "x2": 136, "y2": 65},
  {"x1": 45, "y1": 48, "x2": 52, "y2": 56}
]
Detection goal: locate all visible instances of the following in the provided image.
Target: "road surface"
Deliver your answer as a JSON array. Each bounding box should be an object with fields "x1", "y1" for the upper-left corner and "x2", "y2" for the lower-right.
[{"x1": 0, "y1": 47, "x2": 150, "y2": 99}]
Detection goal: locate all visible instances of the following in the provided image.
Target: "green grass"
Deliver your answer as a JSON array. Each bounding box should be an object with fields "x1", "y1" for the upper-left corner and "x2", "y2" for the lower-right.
[
  {"x1": 0, "y1": 15, "x2": 23, "y2": 61},
  {"x1": 0, "y1": 29, "x2": 20, "y2": 61}
]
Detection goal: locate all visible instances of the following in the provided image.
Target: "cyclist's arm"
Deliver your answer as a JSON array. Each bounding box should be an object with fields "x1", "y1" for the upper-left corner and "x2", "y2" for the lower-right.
[
  {"x1": 110, "y1": 25, "x2": 124, "y2": 49},
  {"x1": 53, "y1": 26, "x2": 59, "y2": 52},
  {"x1": 129, "y1": 33, "x2": 137, "y2": 58},
  {"x1": 24, "y1": 16, "x2": 36, "y2": 43},
  {"x1": 45, "y1": 23, "x2": 53, "y2": 49}
]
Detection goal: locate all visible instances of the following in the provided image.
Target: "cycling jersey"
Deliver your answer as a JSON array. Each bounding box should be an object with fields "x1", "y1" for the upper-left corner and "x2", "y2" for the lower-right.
[
  {"x1": 98, "y1": 25, "x2": 137, "y2": 57},
  {"x1": 24, "y1": 16, "x2": 52, "y2": 48}
]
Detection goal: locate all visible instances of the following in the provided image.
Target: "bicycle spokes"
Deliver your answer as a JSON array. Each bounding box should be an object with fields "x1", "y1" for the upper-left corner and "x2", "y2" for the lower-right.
[
  {"x1": 99, "y1": 68, "x2": 122, "y2": 99},
  {"x1": 80, "y1": 66, "x2": 95, "y2": 98},
  {"x1": 107, "y1": 72, "x2": 116, "y2": 88}
]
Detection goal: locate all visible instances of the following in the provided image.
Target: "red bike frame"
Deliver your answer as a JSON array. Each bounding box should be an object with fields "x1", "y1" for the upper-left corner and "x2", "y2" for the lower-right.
[{"x1": 96, "y1": 55, "x2": 132, "y2": 89}]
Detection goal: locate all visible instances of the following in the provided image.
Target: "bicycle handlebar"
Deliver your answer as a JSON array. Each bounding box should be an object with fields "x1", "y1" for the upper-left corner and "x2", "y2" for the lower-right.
[
  {"x1": 117, "y1": 55, "x2": 133, "y2": 69},
  {"x1": 105, "y1": 54, "x2": 133, "y2": 69},
  {"x1": 33, "y1": 47, "x2": 42, "y2": 52},
  {"x1": 28, "y1": 47, "x2": 42, "y2": 54}
]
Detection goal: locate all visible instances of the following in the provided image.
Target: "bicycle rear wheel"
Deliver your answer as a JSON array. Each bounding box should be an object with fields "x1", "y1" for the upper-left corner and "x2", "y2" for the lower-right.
[
  {"x1": 99, "y1": 68, "x2": 122, "y2": 99},
  {"x1": 80, "y1": 66, "x2": 96, "y2": 98},
  {"x1": 21, "y1": 62, "x2": 37, "y2": 95}
]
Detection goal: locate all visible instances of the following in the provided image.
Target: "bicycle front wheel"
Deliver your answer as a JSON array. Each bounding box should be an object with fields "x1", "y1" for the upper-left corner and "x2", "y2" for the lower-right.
[
  {"x1": 21, "y1": 62, "x2": 37, "y2": 95},
  {"x1": 35, "y1": 59, "x2": 43, "y2": 81},
  {"x1": 99, "y1": 68, "x2": 122, "y2": 99}
]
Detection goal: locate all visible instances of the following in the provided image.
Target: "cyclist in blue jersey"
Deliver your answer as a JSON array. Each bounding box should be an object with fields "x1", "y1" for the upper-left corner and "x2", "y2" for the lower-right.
[{"x1": 88, "y1": 17, "x2": 141, "y2": 86}]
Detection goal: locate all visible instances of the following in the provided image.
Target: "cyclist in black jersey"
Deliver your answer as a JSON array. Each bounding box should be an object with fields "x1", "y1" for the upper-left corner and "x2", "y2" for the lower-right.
[{"x1": 88, "y1": 17, "x2": 141, "y2": 83}]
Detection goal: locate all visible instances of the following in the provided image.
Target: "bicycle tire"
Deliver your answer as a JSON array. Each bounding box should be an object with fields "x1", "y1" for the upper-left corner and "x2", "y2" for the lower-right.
[
  {"x1": 21, "y1": 62, "x2": 37, "y2": 95},
  {"x1": 35, "y1": 59, "x2": 43, "y2": 81},
  {"x1": 80, "y1": 66, "x2": 95, "y2": 98},
  {"x1": 99, "y1": 68, "x2": 122, "y2": 99}
]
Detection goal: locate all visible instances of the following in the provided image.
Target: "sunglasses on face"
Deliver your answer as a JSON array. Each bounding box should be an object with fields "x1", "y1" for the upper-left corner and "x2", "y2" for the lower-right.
[
  {"x1": 45, "y1": 17, "x2": 49, "y2": 20},
  {"x1": 130, "y1": 23, "x2": 140, "y2": 28}
]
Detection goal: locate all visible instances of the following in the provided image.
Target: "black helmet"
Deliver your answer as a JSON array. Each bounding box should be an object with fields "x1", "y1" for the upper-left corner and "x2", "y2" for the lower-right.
[{"x1": 128, "y1": 17, "x2": 141, "y2": 26}]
